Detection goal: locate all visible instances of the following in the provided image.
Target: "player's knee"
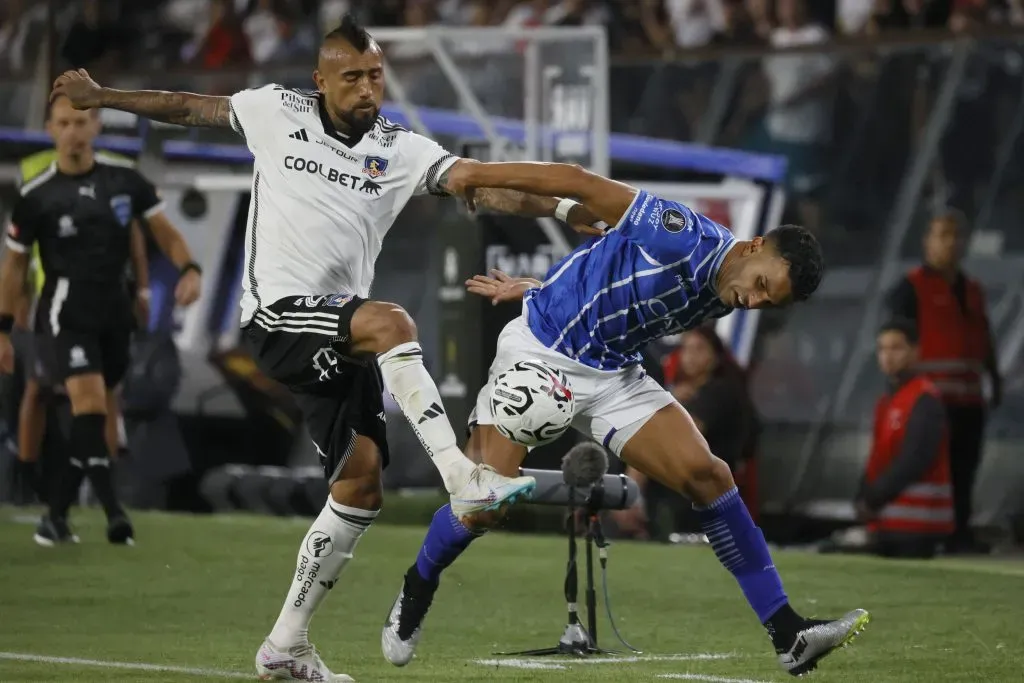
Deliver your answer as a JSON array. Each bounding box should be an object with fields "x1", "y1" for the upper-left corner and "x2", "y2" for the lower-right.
[
  {"x1": 683, "y1": 454, "x2": 735, "y2": 504},
  {"x1": 330, "y1": 473, "x2": 383, "y2": 512},
  {"x1": 352, "y1": 302, "x2": 418, "y2": 354}
]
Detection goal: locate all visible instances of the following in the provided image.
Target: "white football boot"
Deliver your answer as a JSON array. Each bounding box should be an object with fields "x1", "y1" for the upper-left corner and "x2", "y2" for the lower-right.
[
  {"x1": 449, "y1": 463, "x2": 535, "y2": 520},
  {"x1": 255, "y1": 640, "x2": 354, "y2": 682}
]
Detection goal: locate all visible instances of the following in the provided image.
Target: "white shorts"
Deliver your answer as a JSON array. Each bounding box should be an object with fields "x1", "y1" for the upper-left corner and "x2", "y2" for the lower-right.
[{"x1": 469, "y1": 315, "x2": 675, "y2": 456}]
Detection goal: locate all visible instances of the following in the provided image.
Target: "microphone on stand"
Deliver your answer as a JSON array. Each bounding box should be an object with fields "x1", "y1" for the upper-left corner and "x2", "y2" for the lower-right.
[
  {"x1": 496, "y1": 441, "x2": 640, "y2": 657},
  {"x1": 561, "y1": 442, "x2": 608, "y2": 488}
]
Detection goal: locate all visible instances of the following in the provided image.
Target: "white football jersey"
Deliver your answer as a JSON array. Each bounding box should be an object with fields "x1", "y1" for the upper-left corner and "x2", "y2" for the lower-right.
[{"x1": 228, "y1": 84, "x2": 459, "y2": 325}]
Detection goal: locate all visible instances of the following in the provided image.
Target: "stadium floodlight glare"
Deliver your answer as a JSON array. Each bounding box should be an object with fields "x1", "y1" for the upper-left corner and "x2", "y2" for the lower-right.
[{"x1": 496, "y1": 442, "x2": 641, "y2": 658}]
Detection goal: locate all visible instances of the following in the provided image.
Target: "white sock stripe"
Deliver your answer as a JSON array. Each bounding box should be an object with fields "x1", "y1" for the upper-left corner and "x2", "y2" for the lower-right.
[{"x1": 86, "y1": 457, "x2": 109, "y2": 468}]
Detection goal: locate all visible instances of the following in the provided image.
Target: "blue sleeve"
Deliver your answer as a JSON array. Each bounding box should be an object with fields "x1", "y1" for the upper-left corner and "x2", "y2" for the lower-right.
[{"x1": 614, "y1": 190, "x2": 731, "y2": 265}]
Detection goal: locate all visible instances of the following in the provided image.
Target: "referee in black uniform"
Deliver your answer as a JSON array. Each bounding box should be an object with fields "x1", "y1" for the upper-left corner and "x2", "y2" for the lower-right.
[{"x1": 0, "y1": 95, "x2": 202, "y2": 546}]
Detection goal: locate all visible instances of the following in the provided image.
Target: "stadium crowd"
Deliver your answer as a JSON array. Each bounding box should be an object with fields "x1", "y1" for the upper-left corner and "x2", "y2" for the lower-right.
[{"x1": 1, "y1": 0, "x2": 1022, "y2": 74}]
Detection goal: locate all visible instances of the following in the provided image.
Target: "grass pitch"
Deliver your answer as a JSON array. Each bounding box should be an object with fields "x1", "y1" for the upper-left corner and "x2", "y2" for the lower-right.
[{"x1": 1, "y1": 507, "x2": 1022, "y2": 682}]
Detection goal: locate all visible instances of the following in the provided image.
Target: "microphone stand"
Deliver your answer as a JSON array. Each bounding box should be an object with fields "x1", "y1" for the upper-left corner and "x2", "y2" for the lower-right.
[{"x1": 495, "y1": 482, "x2": 623, "y2": 657}]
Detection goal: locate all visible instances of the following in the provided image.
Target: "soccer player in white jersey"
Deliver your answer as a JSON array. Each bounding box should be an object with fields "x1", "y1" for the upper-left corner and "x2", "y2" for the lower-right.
[
  {"x1": 382, "y1": 161, "x2": 870, "y2": 677},
  {"x1": 49, "y1": 15, "x2": 604, "y2": 682}
]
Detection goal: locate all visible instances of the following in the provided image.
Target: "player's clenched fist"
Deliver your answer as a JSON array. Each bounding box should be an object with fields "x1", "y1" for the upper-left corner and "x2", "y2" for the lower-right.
[{"x1": 50, "y1": 69, "x2": 104, "y2": 109}]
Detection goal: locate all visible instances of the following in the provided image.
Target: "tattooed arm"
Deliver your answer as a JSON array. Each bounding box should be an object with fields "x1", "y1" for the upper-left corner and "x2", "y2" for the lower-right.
[
  {"x1": 50, "y1": 68, "x2": 231, "y2": 128},
  {"x1": 436, "y1": 160, "x2": 604, "y2": 230},
  {"x1": 442, "y1": 160, "x2": 637, "y2": 228},
  {"x1": 99, "y1": 90, "x2": 231, "y2": 128}
]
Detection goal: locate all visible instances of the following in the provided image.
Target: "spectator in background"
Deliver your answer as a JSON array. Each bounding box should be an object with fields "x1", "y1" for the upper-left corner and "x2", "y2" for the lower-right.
[
  {"x1": 190, "y1": 0, "x2": 251, "y2": 68},
  {"x1": 641, "y1": 0, "x2": 726, "y2": 53},
  {"x1": 760, "y1": 0, "x2": 835, "y2": 233},
  {"x1": 887, "y1": 210, "x2": 1000, "y2": 554},
  {"x1": 320, "y1": 0, "x2": 352, "y2": 31},
  {"x1": 504, "y1": 0, "x2": 552, "y2": 27},
  {"x1": 837, "y1": 0, "x2": 876, "y2": 34},
  {"x1": 605, "y1": 0, "x2": 659, "y2": 54},
  {"x1": 504, "y1": 0, "x2": 609, "y2": 27},
  {"x1": 614, "y1": 326, "x2": 760, "y2": 541},
  {"x1": 0, "y1": 0, "x2": 47, "y2": 74},
  {"x1": 856, "y1": 319, "x2": 953, "y2": 559},
  {"x1": 61, "y1": 0, "x2": 116, "y2": 70},
  {"x1": 711, "y1": 0, "x2": 764, "y2": 45},
  {"x1": 546, "y1": 0, "x2": 611, "y2": 26},
  {"x1": 244, "y1": 0, "x2": 315, "y2": 64},
  {"x1": 746, "y1": 0, "x2": 775, "y2": 40}
]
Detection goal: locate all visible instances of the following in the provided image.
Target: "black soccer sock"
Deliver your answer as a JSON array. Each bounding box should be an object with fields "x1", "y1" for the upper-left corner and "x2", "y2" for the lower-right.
[
  {"x1": 764, "y1": 602, "x2": 806, "y2": 651},
  {"x1": 73, "y1": 413, "x2": 124, "y2": 519},
  {"x1": 49, "y1": 458, "x2": 86, "y2": 521}
]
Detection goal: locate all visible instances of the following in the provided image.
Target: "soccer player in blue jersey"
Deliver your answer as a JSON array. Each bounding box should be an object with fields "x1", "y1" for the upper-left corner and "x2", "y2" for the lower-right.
[{"x1": 381, "y1": 162, "x2": 870, "y2": 676}]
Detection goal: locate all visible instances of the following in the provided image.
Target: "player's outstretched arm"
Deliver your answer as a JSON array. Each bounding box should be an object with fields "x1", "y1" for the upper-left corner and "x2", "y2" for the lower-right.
[
  {"x1": 50, "y1": 69, "x2": 231, "y2": 128},
  {"x1": 446, "y1": 160, "x2": 638, "y2": 227},
  {"x1": 437, "y1": 160, "x2": 604, "y2": 236}
]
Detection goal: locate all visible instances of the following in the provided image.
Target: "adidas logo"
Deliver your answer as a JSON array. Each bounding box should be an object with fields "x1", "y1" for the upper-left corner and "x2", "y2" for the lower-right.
[
  {"x1": 417, "y1": 402, "x2": 445, "y2": 424},
  {"x1": 288, "y1": 128, "x2": 309, "y2": 141}
]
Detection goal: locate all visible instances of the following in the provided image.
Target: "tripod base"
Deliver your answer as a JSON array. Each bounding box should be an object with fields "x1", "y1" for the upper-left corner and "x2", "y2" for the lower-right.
[{"x1": 495, "y1": 622, "x2": 623, "y2": 657}]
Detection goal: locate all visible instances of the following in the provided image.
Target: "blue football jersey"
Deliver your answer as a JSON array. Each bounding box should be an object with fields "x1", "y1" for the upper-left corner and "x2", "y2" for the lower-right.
[{"x1": 524, "y1": 190, "x2": 735, "y2": 370}]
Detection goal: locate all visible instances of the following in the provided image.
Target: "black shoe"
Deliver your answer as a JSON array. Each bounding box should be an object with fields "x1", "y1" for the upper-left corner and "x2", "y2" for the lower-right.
[
  {"x1": 381, "y1": 566, "x2": 439, "y2": 666},
  {"x1": 106, "y1": 514, "x2": 134, "y2": 545},
  {"x1": 33, "y1": 515, "x2": 80, "y2": 547}
]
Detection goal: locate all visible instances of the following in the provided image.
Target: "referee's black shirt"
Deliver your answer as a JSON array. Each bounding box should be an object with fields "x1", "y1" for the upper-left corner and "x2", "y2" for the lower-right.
[{"x1": 6, "y1": 158, "x2": 162, "y2": 297}]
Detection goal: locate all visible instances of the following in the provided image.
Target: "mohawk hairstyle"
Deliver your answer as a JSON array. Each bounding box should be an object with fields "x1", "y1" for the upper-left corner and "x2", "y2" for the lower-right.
[
  {"x1": 323, "y1": 12, "x2": 373, "y2": 52},
  {"x1": 765, "y1": 224, "x2": 824, "y2": 303}
]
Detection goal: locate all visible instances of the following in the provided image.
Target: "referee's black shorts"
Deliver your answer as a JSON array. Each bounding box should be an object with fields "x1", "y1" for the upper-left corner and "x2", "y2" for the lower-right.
[
  {"x1": 243, "y1": 293, "x2": 389, "y2": 483},
  {"x1": 34, "y1": 280, "x2": 133, "y2": 389}
]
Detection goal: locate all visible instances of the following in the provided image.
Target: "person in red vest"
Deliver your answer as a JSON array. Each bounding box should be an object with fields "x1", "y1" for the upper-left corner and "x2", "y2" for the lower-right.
[
  {"x1": 856, "y1": 319, "x2": 954, "y2": 559},
  {"x1": 887, "y1": 210, "x2": 999, "y2": 554}
]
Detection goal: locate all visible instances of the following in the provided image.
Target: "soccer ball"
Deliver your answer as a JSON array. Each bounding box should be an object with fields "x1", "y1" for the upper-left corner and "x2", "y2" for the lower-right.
[{"x1": 489, "y1": 359, "x2": 575, "y2": 447}]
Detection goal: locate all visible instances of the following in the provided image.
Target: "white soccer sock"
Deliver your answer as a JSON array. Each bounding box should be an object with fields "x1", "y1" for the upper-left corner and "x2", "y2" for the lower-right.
[
  {"x1": 377, "y1": 341, "x2": 475, "y2": 492},
  {"x1": 267, "y1": 498, "x2": 378, "y2": 650}
]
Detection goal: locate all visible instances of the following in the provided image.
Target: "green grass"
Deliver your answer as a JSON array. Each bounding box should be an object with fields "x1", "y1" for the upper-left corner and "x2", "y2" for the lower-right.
[{"x1": 1, "y1": 508, "x2": 1023, "y2": 682}]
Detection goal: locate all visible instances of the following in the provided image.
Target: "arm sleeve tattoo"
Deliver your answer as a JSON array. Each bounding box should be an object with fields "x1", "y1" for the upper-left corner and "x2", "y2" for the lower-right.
[{"x1": 100, "y1": 89, "x2": 232, "y2": 128}]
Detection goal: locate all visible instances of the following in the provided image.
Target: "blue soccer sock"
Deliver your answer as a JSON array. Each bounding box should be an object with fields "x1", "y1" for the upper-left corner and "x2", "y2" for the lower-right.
[
  {"x1": 696, "y1": 487, "x2": 790, "y2": 625},
  {"x1": 415, "y1": 504, "x2": 481, "y2": 583}
]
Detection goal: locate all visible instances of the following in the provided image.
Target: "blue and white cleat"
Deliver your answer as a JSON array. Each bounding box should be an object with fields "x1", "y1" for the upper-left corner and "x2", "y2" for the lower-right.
[{"x1": 449, "y1": 463, "x2": 535, "y2": 520}]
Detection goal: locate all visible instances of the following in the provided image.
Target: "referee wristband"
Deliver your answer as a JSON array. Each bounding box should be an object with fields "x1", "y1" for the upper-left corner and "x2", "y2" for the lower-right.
[
  {"x1": 554, "y1": 198, "x2": 579, "y2": 223},
  {"x1": 0, "y1": 315, "x2": 14, "y2": 334},
  {"x1": 179, "y1": 261, "x2": 202, "y2": 277}
]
